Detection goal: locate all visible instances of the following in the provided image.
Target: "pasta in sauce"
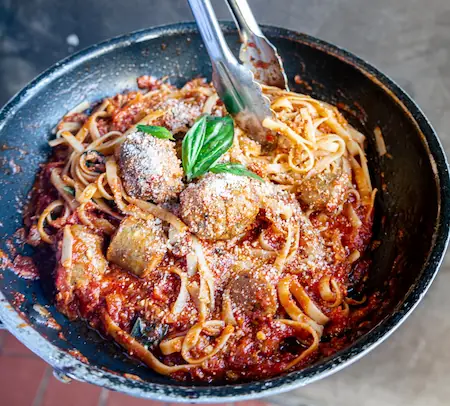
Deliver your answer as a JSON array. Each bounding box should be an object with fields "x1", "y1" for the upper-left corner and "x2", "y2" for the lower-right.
[{"x1": 26, "y1": 76, "x2": 377, "y2": 382}]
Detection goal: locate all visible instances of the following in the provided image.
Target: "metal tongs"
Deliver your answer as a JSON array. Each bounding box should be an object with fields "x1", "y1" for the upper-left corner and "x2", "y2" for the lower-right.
[{"x1": 188, "y1": 0, "x2": 289, "y2": 149}]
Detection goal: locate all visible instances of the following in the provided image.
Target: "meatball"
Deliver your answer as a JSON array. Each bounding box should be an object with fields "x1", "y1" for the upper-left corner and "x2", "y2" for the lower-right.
[
  {"x1": 160, "y1": 99, "x2": 202, "y2": 133},
  {"x1": 118, "y1": 130, "x2": 183, "y2": 204},
  {"x1": 260, "y1": 183, "x2": 303, "y2": 232},
  {"x1": 180, "y1": 173, "x2": 260, "y2": 240},
  {"x1": 227, "y1": 266, "x2": 278, "y2": 318},
  {"x1": 107, "y1": 215, "x2": 167, "y2": 277},
  {"x1": 297, "y1": 167, "x2": 351, "y2": 213}
]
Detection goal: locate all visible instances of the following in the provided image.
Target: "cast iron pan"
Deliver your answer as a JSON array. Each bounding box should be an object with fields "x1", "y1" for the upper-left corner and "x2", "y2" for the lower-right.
[{"x1": 0, "y1": 22, "x2": 449, "y2": 403}]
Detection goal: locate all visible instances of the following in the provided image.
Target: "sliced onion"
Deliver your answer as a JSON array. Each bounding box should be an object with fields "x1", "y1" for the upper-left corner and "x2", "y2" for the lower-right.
[
  {"x1": 61, "y1": 226, "x2": 73, "y2": 268},
  {"x1": 168, "y1": 267, "x2": 190, "y2": 315},
  {"x1": 202, "y1": 93, "x2": 219, "y2": 114},
  {"x1": 345, "y1": 203, "x2": 362, "y2": 229},
  {"x1": 192, "y1": 238, "x2": 215, "y2": 311},
  {"x1": 186, "y1": 252, "x2": 198, "y2": 277},
  {"x1": 221, "y1": 286, "x2": 237, "y2": 326}
]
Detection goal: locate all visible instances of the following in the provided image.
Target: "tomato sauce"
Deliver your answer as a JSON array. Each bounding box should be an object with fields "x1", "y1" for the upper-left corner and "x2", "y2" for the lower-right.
[{"x1": 22, "y1": 77, "x2": 383, "y2": 383}]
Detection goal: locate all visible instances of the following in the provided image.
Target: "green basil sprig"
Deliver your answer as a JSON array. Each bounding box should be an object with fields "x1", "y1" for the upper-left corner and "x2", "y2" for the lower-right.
[
  {"x1": 189, "y1": 115, "x2": 234, "y2": 180},
  {"x1": 137, "y1": 124, "x2": 175, "y2": 140},
  {"x1": 182, "y1": 114, "x2": 261, "y2": 181},
  {"x1": 210, "y1": 162, "x2": 263, "y2": 182},
  {"x1": 182, "y1": 115, "x2": 208, "y2": 179}
]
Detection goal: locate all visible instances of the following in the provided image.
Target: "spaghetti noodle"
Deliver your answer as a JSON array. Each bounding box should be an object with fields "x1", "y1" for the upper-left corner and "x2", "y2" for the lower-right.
[{"x1": 26, "y1": 76, "x2": 376, "y2": 382}]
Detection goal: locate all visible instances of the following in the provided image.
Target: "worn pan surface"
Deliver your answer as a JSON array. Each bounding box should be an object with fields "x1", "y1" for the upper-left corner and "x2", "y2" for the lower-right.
[{"x1": 0, "y1": 22, "x2": 448, "y2": 403}]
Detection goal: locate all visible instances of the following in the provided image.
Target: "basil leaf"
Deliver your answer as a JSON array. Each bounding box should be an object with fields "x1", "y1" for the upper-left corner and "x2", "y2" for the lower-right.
[
  {"x1": 210, "y1": 162, "x2": 264, "y2": 182},
  {"x1": 190, "y1": 116, "x2": 234, "y2": 179},
  {"x1": 130, "y1": 317, "x2": 144, "y2": 338},
  {"x1": 130, "y1": 317, "x2": 169, "y2": 350},
  {"x1": 203, "y1": 116, "x2": 233, "y2": 144},
  {"x1": 137, "y1": 124, "x2": 174, "y2": 140},
  {"x1": 63, "y1": 186, "x2": 75, "y2": 196},
  {"x1": 182, "y1": 115, "x2": 207, "y2": 180}
]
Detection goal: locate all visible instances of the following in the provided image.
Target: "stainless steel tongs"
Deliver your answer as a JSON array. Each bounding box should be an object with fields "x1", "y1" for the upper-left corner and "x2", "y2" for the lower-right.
[{"x1": 187, "y1": 0, "x2": 288, "y2": 149}]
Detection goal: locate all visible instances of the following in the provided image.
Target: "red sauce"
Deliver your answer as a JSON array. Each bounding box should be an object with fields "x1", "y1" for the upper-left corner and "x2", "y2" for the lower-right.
[
  {"x1": 23, "y1": 76, "x2": 384, "y2": 383},
  {"x1": 11, "y1": 255, "x2": 39, "y2": 280}
]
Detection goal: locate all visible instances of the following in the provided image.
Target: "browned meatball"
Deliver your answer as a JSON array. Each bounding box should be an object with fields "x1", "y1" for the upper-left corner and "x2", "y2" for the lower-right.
[
  {"x1": 297, "y1": 168, "x2": 351, "y2": 212},
  {"x1": 227, "y1": 266, "x2": 278, "y2": 317},
  {"x1": 180, "y1": 173, "x2": 260, "y2": 240},
  {"x1": 260, "y1": 183, "x2": 303, "y2": 231},
  {"x1": 107, "y1": 215, "x2": 167, "y2": 277},
  {"x1": 119, "y1": 130, "x2": 183, "y2": 204}
]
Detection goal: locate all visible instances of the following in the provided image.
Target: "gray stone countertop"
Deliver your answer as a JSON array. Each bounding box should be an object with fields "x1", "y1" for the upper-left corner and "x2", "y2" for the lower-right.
[{"x1": 1, "y1": 0, "x2": 450, "y2": 405}]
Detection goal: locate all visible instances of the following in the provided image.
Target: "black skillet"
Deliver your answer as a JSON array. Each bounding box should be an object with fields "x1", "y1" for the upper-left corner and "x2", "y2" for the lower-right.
[{"x1": 0, "y1": 22, "x2": 449, "y2": 403}]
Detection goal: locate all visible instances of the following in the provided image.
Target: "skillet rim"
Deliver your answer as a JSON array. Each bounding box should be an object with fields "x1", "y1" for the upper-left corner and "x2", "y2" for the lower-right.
[{"x1": 0, "y1": 21, "x2": 449, "y2": 403}]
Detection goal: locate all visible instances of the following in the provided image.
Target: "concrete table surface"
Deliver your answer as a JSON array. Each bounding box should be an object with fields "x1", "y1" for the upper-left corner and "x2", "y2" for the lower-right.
[{"x1": 1, "y1": 0, "x2": 449, "y2": 405}]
